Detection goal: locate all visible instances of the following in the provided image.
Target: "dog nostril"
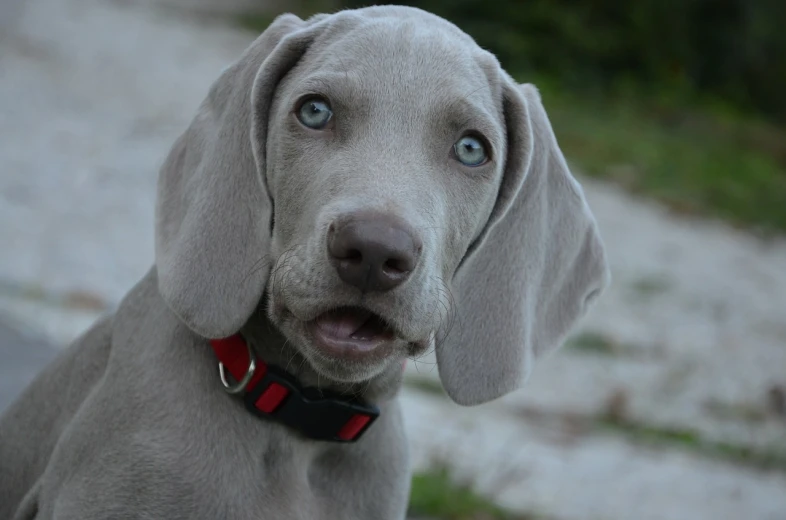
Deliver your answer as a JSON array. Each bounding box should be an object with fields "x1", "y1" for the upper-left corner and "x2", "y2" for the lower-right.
[
  {"x1": 345, "y1": 249, "x2": 363, "y2": 263},
  {"x1": 383, "y1": 258, "x2": 408, "y2": 275}
]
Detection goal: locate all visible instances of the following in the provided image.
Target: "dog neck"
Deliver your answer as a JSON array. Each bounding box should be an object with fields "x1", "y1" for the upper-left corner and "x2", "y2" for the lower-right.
[{"x1": 239, "y1": 307, "x2": 404, "y2": 405}]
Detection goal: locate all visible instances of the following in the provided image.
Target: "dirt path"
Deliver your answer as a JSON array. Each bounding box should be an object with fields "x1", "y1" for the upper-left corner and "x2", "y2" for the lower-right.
[{"x1": 1, "y1": 0, "x2": 785, "y2": 518}]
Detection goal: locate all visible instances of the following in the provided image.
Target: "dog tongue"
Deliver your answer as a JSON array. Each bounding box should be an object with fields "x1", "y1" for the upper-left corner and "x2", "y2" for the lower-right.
[{"x1": 315, "y1": 308, "x2": 373, "y2": 339}]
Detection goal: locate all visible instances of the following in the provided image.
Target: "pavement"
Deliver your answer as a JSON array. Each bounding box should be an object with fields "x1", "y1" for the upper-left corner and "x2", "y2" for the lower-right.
[{"x1": 1, "y1": 0, "x2": 785, "y2": 518}]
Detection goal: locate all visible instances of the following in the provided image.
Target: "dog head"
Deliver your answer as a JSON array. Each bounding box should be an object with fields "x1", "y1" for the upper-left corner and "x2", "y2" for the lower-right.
[{"x1": 155, "y1": 7, "x2": 610, "y2": 405}]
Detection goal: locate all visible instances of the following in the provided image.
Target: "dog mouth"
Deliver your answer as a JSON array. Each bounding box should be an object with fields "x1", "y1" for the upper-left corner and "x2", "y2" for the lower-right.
[{"x1": 307, "y1": 306, "x2": 397, "y2": 358}]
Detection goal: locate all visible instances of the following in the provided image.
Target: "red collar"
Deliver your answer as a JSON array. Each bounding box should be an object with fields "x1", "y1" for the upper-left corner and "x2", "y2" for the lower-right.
[{"x1": 209, "y1": 334, "x2": 379, "y2": 442}]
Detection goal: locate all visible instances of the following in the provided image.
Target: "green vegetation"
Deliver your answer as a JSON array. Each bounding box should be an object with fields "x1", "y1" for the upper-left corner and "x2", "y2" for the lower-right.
[
  {"x1": 409, "y1": 468, "x2": 545, "y2": 520},
  {"x1": 629, "y1": 275, "x2": 673, "y2": 298},
  {"x1": 565, "y1": 332, "x2": 647, "y2": 358},
  {"x1": 235, "y1": 0, "x2": 333, "y2": 32},
  {"x1": 405, "y1": 376, "x2": 447, "y2": 397},
  {"x1": 703, "y1": 398, "x2": 770, "y2": 424},
  {"x1": 597, "y1": 416, "x2": 786, "y2": 472},
  {"x1": 566, "y1": 332, "x2": 622, "y2": 356},
  {"x1": 349, "y1": 0, "x2": 786, "y2": 126},
  {"x1": 537, "y1": 81, "x2": 786, "y2": 234}
]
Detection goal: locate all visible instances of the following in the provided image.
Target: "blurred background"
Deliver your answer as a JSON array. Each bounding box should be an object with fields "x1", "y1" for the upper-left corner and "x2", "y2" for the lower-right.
[{"x1": 1, "y1": 0, "x2": 785, "y2": 518}]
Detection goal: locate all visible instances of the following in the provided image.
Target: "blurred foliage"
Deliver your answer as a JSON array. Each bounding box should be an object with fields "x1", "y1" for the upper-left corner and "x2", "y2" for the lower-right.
[
  {"x1": 539, "y1": 80, "x2": 786, "y2": 234},
  {"x1": 598, "y1": 416, "x2": 786, "y2": 472},
  {"x1": 344, "y1": 0, "x2": 786, "y2": 125},
  {"x1": 409, "y1": 468, "x2": 543, "y2": 520}
]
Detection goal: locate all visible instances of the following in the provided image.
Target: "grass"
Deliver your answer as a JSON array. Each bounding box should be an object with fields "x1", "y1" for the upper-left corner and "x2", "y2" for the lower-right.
[
  {"x1": 565, "y1": 331, "x2": 646, "y2": 358},
  {"x1": 629, "y1": 275, "x2": 673, "y2": 298},
  {"x1": 408, "y1": 468, "x2": 545, "y2": 520},
  {"x1": 702, "y1": 398, "x2": 770, "y2": 424},
  {"x1": 597, "y1": 415, "x2": 786, "y2": 472},
  {"x1": 405, "y1": 376, "x2": 448, "y2": 397},
  {"x1": 533, "y1": 78, "x2": 786, "y2": 235},
  {"x1": 566, "y1": 332, "x2": 620, "y2": 356},
  {"x1": 0, "y1": 278, "x2": 108, "y2": 311},
  {"x1": 235, "y1": 0, "x2": 337, "y2": 32}
]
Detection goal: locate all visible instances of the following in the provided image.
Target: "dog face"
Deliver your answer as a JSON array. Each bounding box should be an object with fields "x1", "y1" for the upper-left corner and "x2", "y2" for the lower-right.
[
  {"x1": 155, "y1": 7, "x2": 609, "y2": 405},
  {"x1": 264, "y1": 16, "x2": 505, "y2": 383}
]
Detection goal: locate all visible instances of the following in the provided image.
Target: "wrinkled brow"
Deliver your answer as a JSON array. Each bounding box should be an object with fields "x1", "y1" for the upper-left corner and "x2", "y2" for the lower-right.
[
  {"x1": 435, "y1": 94, "x2": 501, "y2": 147},
  {"x1": 290, "y1": 72, "x2": 361, "y2": 101}
]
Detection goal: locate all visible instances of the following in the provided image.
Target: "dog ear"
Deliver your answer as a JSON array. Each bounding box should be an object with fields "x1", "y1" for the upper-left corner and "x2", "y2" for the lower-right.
[
  {"x1": 436, "y1": 80, "x2": 611, "y2": 406},
  {"x1": 155, "y1": 14, "x2": 318, "y2": 339}
]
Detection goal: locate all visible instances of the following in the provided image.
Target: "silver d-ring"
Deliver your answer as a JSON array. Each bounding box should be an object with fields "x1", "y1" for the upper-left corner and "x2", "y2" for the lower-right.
[{"x1": 218, "y1": 341, "x2": 256, "y2": 395}]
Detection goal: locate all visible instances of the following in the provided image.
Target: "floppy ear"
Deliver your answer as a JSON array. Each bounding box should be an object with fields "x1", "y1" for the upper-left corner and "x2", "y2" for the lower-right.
[
  {"x1": 155, "y1": 14, "x2": 317, "y2": 339},
  {"x1": 436, "y1": 80, "x2": 611, "y2": 406}
]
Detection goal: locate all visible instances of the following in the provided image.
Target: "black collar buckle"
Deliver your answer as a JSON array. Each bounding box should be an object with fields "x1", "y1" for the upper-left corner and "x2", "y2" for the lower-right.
[{"x1": 243, "y1": 364, "x2": 380, "y2": 443}]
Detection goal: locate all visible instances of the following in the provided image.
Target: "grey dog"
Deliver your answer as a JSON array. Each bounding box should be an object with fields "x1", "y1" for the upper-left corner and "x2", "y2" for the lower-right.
[{"x1": 0, "y1": 5, "x2": 609, "y2": 519}]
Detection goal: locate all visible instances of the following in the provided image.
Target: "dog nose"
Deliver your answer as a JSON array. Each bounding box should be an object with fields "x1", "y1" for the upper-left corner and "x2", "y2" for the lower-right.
[{"x1": 328, "y1": 213, "x2": 421, "y2": 292}]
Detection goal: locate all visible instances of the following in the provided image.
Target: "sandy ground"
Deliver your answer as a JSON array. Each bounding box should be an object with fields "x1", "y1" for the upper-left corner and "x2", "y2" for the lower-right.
[{"x1": 1, "y1": 0, "x2": 785, "y2": 518}]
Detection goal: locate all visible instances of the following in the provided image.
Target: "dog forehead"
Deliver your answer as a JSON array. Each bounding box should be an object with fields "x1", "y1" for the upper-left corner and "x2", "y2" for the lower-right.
[
  {"x1": 294, "y1": 13, "x2": 501, "y2": 115},
  {"x1": 313, "y1": 5, "x2": 477, "y2": 48}
]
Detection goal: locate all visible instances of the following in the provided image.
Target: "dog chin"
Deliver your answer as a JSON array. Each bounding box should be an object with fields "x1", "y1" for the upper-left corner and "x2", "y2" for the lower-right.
[{"x1": 300, "y1": 345, "x2": 399, "y2": 384}]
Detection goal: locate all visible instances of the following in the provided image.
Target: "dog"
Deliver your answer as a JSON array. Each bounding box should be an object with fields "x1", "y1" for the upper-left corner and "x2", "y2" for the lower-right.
[{"x1": 0, "y1": 6, "x2": 609, "y2": 519}]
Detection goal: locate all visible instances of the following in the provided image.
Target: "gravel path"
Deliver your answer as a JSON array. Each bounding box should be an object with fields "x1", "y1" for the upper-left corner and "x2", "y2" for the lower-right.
[{"x1": 2, "y1": 0, "x2": 785, "y2": 518}]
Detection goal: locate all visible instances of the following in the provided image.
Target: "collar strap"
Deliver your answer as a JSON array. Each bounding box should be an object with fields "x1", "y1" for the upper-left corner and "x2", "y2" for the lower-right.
[{"x1": 209, "y1": 334, "x2": 379, "y2": 442}]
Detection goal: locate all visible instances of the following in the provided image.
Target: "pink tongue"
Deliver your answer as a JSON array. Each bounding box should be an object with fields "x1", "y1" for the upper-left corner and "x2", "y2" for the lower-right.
[{"x1": 315, "y1": 308, "x2": 372, "y2": 339}]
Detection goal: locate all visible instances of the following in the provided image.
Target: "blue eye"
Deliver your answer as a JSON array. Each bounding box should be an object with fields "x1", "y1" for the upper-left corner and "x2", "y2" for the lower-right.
[
  {"x1": 454, "y1": 135, "x2": 488, "y2": 166},
  {"x1": 297, "y1": 97, "x2": 333, "y2": 129}
]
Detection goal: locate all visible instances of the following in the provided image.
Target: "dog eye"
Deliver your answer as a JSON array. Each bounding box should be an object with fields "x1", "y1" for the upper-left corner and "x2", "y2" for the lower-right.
[
  {"x1": 453, "y1": 135, "x2": 488, "y2": 166},
  {"x1": 297, "y1": 97, "x2": 333, "y2": 129}
]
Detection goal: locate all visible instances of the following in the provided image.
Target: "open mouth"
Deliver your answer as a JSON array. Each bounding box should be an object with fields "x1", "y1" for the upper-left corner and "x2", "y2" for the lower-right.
[{"x1": 308, "y1": 306, "x2": 396, "y2": 357}]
